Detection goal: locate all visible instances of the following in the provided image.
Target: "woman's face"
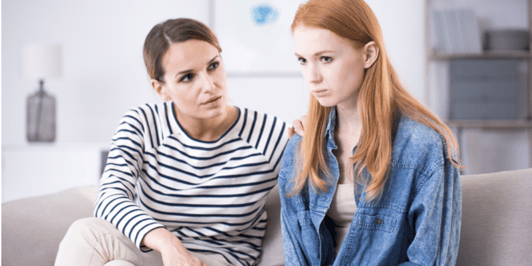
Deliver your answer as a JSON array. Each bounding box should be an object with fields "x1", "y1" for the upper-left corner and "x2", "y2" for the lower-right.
[
  {"x1": 293, "y1": 26, "x2": 374, "y2": 110},
  {"x1": 153, "y1": 40, "x2": 228, "y2": 121}
]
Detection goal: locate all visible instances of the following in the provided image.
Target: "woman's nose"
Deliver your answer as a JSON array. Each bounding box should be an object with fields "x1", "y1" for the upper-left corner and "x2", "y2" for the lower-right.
[{"x1": 201, "y1": 71, "x2": 216, "y2": 92}]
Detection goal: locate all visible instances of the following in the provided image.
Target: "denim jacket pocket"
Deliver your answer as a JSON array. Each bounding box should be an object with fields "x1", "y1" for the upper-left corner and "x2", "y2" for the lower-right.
[{"x1": 353, "y1": 214, "x2": 397, "y2": 233}]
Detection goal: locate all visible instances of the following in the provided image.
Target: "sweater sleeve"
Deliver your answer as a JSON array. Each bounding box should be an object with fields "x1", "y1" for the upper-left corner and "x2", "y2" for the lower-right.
[{"x1": 94, "y1": 108, "x2": 164, "y2": 251}]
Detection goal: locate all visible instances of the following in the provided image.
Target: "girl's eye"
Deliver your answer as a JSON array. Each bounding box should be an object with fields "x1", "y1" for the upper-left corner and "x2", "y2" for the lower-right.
[
  {"x1": 180, "y1": 73, "x2": 194, "y2": 83},
  {"x1": 208, "y1": 61, "x2": 220, "y2": 71},
  {"x1": 320, "y1": 56, "x2": 333, "y2": 63},
  {"x1": 298, "y1": 57, "x2": 307, "y2": 65}
]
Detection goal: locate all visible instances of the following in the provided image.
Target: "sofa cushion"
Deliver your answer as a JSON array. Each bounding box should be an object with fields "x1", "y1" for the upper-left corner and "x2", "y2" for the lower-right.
[
  {"x1": 258, "y1": 184, "x2": 285, "y2": 266},
  {"x1": 1, "y1": 186, "x2": 98, "y2": 266},
  {"x1": 457, "y1": 169, "x2": 532, "y2": 266}
]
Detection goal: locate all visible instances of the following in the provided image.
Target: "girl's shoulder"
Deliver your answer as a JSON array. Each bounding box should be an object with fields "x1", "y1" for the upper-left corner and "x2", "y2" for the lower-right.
[{"x1": 391, "y1": 116, "x2": 452, "y2": 170}]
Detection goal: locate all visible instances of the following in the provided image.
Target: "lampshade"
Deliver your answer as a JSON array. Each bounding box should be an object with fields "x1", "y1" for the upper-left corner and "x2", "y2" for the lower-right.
[{"x1": 22, "y1": 44, "x2": 62, "y2": 80}]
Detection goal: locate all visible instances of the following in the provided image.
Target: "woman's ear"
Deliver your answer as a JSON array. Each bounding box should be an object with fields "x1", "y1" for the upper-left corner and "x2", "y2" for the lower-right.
[
  {"x1": 151, "y1": 79, "x2": 171, "y2": 101},
  {"x1": 363, "y1": 41, "x2": 379, "y2": 69}
]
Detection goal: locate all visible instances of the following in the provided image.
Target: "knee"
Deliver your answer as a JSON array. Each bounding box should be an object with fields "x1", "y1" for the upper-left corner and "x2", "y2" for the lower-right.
[{"x1": 65, "y1": 217, "x2": 116, "y2": 241}]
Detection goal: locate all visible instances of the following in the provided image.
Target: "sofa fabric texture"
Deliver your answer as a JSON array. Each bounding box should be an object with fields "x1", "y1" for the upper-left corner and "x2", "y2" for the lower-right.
[{"x1": 2, "y1": 169, "x2": 532, "y2": 266}]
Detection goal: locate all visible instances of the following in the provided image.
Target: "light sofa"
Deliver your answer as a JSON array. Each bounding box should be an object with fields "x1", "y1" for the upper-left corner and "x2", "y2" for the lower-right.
[{"x1": 3, "y1": 169, "x2": 532, "y2": 266}]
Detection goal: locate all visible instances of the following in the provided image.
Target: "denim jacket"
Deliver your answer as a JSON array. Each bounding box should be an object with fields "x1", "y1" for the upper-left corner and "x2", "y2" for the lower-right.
[{"x1": 278, "y1": 108, "x2": 461, "y2": 266}]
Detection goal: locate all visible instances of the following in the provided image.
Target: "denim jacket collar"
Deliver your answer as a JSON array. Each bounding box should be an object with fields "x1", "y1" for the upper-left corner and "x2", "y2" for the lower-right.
[{"x1": 325, "y1": 107, "x2": 338, "y2": 151}]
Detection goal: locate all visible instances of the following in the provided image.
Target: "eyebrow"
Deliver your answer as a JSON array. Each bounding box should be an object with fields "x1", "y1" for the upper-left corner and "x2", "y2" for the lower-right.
[
  {"x1": 294, "y1": 50, "x2": 335, "y2": 58},
  {"x1": 174, "y1": 55, "x2": 220, "y2": 78}
]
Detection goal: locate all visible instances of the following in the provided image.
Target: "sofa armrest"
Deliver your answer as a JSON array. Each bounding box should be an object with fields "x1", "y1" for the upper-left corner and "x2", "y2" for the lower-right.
[
  {"x1": 457, "y1": 169, "x2": 532, "y2": 266},
  {"x1": 2, "y1": 186, "x2": 98, "y2": 266}
]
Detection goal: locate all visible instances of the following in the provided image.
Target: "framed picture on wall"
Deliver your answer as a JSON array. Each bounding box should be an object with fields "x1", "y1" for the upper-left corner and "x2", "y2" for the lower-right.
[{"x1": 212, "y1": 0, "x2": 306, "y2": 75}]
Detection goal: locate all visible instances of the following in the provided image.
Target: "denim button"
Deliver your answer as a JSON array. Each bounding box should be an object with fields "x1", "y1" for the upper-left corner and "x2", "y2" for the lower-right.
[
  {"x1": 357, "y1": 196, "x2": 361, "y2": 202},
  {"x1": 376, "y1": 218, "x2": 383, "y2": 225}
]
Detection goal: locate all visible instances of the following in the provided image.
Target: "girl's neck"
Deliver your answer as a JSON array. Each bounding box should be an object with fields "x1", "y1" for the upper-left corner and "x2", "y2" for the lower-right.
[
  {"x1": 334, "y1": 104, "x2": 362, "y2": 185},
  {"x1": 176, "y1": 106, "x2": 238, "y2": 142},
  {"x1": 336, "y1": 104, "x2": 362, "y2": 137}
]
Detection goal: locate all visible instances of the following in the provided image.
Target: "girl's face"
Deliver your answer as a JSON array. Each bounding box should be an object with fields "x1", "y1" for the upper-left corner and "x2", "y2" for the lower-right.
[
  {"x1": 293, "y1": 25, "x2": 377, "y2": 110},
  {"x1": 152, "y1": 40, "x2": 228, "y2": 121}
]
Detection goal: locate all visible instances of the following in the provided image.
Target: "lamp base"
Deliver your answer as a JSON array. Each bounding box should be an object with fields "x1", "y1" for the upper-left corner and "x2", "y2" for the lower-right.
[{"x1": 27, "y1": 80, "x2": 56, "y2": 142}]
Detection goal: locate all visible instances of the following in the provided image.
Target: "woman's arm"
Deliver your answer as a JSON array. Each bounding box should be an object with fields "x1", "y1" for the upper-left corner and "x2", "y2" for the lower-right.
[
  {"x1": 94, "y1": 108, "x2": 164, "y2": 249},
  {"x1": 142, "y1": 228, "x2": 205, "y2": 266},
  {"x1": 94, "y1": 107, "x2": 204, "y2": 265},
  {"x1": 399, "y1": 161, "x2": 462, "y2": 266}
]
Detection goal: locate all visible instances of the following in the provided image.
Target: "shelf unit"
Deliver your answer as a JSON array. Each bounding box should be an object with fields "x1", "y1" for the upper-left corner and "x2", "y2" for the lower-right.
[{"x1": 424, "y1": 0, "x2": 532, "y2": 167}]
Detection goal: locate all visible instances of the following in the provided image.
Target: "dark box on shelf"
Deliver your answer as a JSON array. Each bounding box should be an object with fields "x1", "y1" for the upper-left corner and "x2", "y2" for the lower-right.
[{"x1": 449, "y1": 59, "x2": 528, "y2": 120}]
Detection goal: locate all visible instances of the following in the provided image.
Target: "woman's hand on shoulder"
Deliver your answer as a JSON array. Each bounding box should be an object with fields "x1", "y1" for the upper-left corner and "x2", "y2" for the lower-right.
[
  {"x1": 288, "y1": 115, "x2": 307, "y2": 138},
  {"x1": 142, "y1": 227, "x2": 206, "y2": 266}
]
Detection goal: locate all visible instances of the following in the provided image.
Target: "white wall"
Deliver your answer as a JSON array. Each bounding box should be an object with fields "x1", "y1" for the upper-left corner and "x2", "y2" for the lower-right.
[
  {"x1": 2, "y1": 0, "x2": 426, "y2": 147},
  {"x1": 2, "y1": 0, "x2": 210, "y2": 145}
]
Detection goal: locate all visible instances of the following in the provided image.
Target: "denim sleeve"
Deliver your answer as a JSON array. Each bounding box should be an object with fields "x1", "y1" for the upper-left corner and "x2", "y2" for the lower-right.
[
  {"x1": 278, "y1": 135, "x2": 311, "y2": 265},
  {"x1": 280, "y1": 208, "x2": 310, "y2": 266},
  {"x1": 399, "y1": 161, "x2": 462, "y2": 266}
]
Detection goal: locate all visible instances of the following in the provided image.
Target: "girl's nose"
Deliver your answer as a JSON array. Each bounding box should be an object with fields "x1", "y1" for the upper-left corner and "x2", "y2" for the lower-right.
[{"x1": 307, "y1": 63, "x2": 322, "y2": 84}]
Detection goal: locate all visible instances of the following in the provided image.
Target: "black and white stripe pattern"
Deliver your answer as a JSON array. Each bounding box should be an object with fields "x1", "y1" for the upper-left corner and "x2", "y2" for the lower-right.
[{"x1": 95, "y1": 102, "x2": 288, "y2": 265}]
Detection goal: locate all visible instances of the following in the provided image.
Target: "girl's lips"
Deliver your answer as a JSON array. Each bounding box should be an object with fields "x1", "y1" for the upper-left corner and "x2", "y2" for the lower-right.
[{"x1": 311, "y1": 89, "x2": 328, "y2": 96}]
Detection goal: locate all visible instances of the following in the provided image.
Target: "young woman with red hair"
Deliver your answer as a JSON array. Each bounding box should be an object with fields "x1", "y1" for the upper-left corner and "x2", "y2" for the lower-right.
[{"x1": 279, "y1": 0, "x2": 462, "y2": 265}]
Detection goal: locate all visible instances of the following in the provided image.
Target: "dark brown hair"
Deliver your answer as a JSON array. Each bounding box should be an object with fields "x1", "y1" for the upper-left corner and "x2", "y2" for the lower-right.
[{"x1": 143, "y1": 18, "x2": 222, "y2": 83}]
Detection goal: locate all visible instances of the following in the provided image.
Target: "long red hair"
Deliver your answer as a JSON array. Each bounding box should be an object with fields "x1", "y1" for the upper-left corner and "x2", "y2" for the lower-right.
[{"x1": 290, "y1": 0, "x2": 461, "y2": 200}]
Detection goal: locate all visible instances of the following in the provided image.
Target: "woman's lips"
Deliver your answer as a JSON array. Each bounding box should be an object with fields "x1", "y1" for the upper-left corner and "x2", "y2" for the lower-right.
[{"x1": 202, "y1": 96, "x2": 222, "y2": 105}]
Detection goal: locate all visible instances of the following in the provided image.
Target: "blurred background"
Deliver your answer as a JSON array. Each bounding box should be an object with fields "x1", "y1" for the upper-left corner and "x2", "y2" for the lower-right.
[{"x1": 2, "y1": 0, "x2": 530, "y2": 202}]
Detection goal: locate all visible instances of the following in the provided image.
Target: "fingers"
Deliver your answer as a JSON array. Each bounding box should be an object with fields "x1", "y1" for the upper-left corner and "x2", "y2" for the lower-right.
[
  {"x1": 287, "y1": 127, "x2": 295, "y2": 138},
  {"x1": 292, "y1": 119, "x2": 305, "y2": 136}
]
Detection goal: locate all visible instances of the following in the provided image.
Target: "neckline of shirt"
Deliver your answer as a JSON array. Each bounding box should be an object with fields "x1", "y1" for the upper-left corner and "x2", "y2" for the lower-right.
[{"x1": 169, "y1": 101, "x2": 242, "y2": 144}]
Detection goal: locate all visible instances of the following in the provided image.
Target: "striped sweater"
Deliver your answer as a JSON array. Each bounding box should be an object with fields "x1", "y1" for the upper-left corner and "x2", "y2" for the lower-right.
[{"x1": 95, "y1": 102, "x2": 289, "y2": 265}]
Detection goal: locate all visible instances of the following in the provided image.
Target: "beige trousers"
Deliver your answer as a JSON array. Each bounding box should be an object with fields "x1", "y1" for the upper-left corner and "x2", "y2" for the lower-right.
[{"x1": 55, "y1": 218, "x2": 230, "y2": 266}]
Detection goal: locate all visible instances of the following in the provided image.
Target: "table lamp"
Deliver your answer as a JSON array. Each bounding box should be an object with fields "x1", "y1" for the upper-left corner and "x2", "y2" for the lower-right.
[{"x1": 22, "y1": 44, "x2": 62, "y2": 142}]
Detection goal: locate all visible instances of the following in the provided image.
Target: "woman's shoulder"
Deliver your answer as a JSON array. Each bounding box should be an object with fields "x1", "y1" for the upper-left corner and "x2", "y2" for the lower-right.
[
  {"x1": 122, "y1": 102, "x2": 170, "y2": 119},
  {"x1": 236, "y1": 107, "x2": 287, "y2": 126},
  {"x1": 235, "y1": 106, "x2": 289, "y2": 141}
]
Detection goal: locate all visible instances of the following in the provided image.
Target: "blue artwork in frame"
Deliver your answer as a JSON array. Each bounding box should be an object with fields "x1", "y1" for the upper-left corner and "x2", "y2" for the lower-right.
[{"x1": 213, "y1": 0, "x2": 306, "y2": 75}]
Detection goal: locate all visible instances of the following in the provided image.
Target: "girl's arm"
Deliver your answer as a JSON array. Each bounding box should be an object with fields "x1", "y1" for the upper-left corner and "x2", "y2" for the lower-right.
[{"x1": 399, "y1": 161, "x2": 462, "y2": 266}]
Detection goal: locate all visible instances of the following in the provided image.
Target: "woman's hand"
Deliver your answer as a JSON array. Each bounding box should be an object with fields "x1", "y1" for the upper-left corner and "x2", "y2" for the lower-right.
[
  {"x1": 142, "y1": 228, "x2": 206, "y2": 266},
  {"x1": 291, "y1": 115, "x2": 307, "y2": 137}
]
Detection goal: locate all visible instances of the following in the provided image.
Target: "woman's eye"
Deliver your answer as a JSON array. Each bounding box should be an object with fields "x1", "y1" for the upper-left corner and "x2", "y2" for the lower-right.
[
  {"x1": 298, "y1": 57, "x2": 307, "y2": 65},
  {"x1": 320, "y1": 56, "x2": 333, "y2": 63},
  {"x1": 180, "y1": 73, "x2": 194, "y2": 83},
  {"x1": 208, "y1": 61, "x2": 219, "y2": 70}
]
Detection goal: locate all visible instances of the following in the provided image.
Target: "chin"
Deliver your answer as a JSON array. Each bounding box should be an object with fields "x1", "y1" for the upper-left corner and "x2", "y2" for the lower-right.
[{"x1": 315, "y1": 98, "x2": 337, "y2": 108}]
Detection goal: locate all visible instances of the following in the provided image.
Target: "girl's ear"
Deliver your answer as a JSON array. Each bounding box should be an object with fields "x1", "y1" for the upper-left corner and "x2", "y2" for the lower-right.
[
  {"x1": 151, "y1": 79, "x2": 171, "y2": 101},
  {"x1": 363, "y1": 41, "x2": 379, "y2": 69}
]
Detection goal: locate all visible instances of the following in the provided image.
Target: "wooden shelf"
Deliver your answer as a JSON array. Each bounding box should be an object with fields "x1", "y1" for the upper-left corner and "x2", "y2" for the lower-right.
[
  {"x1": 447, "y1": 119, "x2": 532, "y2": 129},
  {"x1": 429, "y1": 51, "x2": 531, "y2": 60}
]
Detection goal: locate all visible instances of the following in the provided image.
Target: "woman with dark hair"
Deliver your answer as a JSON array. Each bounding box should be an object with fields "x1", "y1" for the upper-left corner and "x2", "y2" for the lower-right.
[
  {"x1": 55, "y1": 18, "x2": 289, "y2": 266},
  {"x1": 279, "y1": 0, "x2": 462, "y2": 265}
]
